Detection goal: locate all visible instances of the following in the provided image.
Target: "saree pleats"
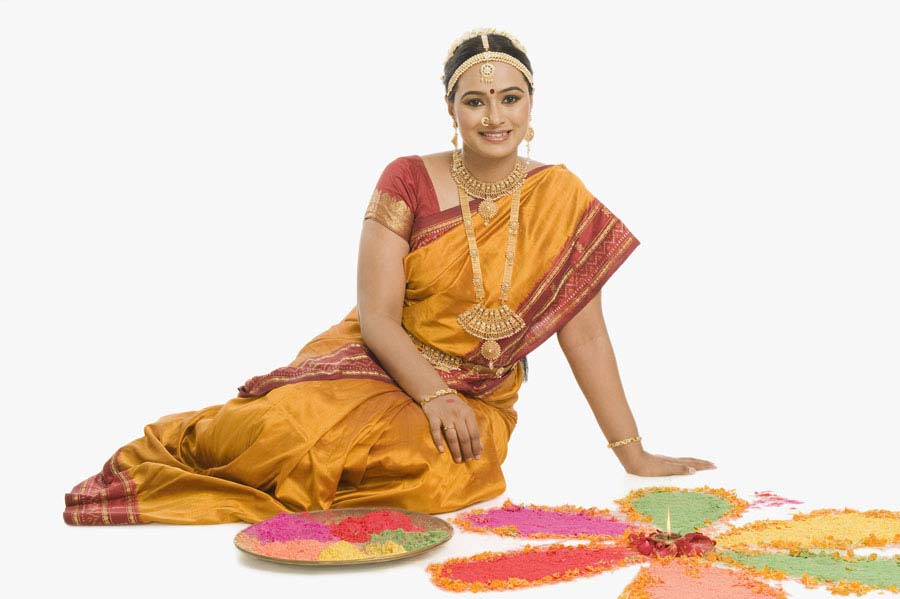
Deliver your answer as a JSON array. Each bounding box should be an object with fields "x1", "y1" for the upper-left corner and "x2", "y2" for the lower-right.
[{"x1": 63, "y1": 158, "x2": 637, "y2": 525}]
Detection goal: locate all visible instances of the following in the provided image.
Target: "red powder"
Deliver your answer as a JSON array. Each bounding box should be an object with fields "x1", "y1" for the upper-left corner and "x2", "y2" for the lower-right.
[
  {"x1": 441, "y1": 544, "x2": 636, "y2": 584},
  {"x1": 328, "y1": 509, "x2": 424, "y2": 543}
]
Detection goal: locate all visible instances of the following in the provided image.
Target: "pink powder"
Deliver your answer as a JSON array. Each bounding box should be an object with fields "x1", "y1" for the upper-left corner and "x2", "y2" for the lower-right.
[
  {"x1": 464, "y1": 504, "x2": 636, "y2": 537},
  {"x1": 244, "y1": 512, "x2": 337, "y2": 544},
  {"x1": 637, "y1": 559, "x2": 786, "y2": 599},
  {"x1": 747, "y1": 491, "x2": 803, "y2": 510}
]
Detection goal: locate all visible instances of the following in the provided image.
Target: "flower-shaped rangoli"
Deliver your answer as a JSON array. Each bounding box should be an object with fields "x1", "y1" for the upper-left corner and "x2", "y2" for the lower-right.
[{"x1": 426, "y1": 486, "x2": 900, "y2": 596}]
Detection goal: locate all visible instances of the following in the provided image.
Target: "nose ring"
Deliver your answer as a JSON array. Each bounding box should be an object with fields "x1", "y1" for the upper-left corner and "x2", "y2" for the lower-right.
[{"x1": 481, "y1": 116, "x2": 491, "y2": 127}]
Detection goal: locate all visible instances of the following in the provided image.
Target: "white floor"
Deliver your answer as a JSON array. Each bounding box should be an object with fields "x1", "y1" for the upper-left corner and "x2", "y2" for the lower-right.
[{"x1": 33, "y1": 331, "x2": 900, "y2": 599}]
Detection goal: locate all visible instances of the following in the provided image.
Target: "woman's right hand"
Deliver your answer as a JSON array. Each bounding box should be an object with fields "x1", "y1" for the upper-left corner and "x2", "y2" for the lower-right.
[{"x1": 421, "y1": 394, "x2": 483, "y2": 463}]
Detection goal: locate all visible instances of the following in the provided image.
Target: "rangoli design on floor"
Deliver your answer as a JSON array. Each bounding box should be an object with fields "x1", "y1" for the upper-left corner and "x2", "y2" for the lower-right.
[{"x1": 426, "y1": 486, "x2": 900, "y2": 596}]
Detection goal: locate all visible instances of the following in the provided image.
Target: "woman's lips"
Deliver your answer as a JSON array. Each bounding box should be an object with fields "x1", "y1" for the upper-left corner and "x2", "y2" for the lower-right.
[{"x1": 479, "y1": 130, "x2": 511, "y2": 142}]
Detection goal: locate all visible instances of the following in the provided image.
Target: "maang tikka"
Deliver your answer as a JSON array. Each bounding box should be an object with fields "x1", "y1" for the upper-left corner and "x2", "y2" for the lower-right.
[{"x1": 443, "y1": 29, "x2": 537, "y2": 367}]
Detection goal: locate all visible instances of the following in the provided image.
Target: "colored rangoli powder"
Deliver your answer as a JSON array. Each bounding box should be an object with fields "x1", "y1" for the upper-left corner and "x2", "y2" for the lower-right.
[
  {"x1": 369, "y1": 528, "x2": 450, "y2": 551},
  {"x1": 328, "y1": 510, "x2": 424, "y2": 543},
  {"x1": 363, "y1": 541, "x2": 407, "y2": 557},
  {"x1": 617, "y1": 486, "x2": 748, "y2": 533},
  {"x1": 718, "y1": 549, "x2": 900, "y2": 594},
  {"x1": 715, "y1": 508, "x2": 900, "y2": 551},
  {"x1": 619, "y1": 557, "x2": 788, "y2": 599},
  {"x1": 427, "y1": 542, "x2": 642, "y2": 592},
  {"x1": 255, "y1": 539, "x2": 329, "y2": 561},
  {"x1": 628, "y1": 490, "x2": 733, "y2": 533},
  {"x1": 318, "y1": 540, "x2": 368, "y2": 560},
  {"x1": 747, "y1": 490, "x2": 803, "y2": 510},
  {"x1": 453, "y1": 498, "x2": 638, "y2": 539},
  {"x1": 243, "y1": 512, "x2": 337, "y2": 543}
]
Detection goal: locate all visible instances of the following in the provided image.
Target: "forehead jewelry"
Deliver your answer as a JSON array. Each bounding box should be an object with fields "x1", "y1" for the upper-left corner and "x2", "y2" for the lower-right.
[{"x1": 443, "y1": 29, "x2": 534, "y2": 100}]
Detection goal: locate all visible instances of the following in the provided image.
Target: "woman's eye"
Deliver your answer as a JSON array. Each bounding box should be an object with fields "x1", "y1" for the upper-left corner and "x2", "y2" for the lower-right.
[{"x1": 465, "y1": 95, "x2": 521, "y2": 107}]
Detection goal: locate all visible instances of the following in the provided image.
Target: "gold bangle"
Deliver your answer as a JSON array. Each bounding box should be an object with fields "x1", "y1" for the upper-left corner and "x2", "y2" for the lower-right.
[
  {"x1": 608, "y1": 435, "x2": 641, "y2": 449},
  {"x1": 417, "y1": 388, "x2": 457, "y2": 407}
]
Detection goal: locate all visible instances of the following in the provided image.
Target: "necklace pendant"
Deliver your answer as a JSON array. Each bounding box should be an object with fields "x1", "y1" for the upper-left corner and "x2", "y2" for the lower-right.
[
  {"x1": 478, "y1": 198, "x2": 499, "y2": 223},
  {"x1": 480, "y1": 339, "x2": 501, "y2": 362}
]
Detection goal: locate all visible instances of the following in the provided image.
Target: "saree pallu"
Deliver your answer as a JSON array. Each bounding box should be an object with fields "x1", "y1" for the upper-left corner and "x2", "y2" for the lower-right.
[{"x1": 63, "y1": 156, "x2": 639, "y2": 525}]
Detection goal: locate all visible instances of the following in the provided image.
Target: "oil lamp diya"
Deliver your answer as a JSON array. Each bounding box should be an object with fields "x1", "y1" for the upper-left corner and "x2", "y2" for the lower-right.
[{"x1": 628, "y1": 503, "x2": 716, "y2": 557}]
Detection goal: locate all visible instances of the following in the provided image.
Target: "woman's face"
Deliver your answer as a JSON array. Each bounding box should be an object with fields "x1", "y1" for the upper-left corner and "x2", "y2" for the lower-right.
[{"x1": 447, "y1": 61, "x2": 532, "y2": 161}]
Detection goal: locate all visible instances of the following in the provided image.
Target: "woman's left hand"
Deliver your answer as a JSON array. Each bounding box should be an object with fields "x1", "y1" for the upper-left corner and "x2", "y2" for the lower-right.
[{"x1": 623, "y1": 450, "x2": 717, "y2": 476}]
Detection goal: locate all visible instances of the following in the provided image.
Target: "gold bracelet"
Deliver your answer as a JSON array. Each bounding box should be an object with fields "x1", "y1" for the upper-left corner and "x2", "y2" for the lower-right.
[
  {"x1": 608, "y1": 435, "x2": 641, "y2": 449},
  {"x1": 417, "y1": 387, "x2": 457, "y2": 407}
]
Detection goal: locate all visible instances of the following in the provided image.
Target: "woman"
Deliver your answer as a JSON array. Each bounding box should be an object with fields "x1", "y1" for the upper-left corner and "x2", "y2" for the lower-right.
[{"x1": 63, "y1": 28, "x2": 715, "y2": 526}]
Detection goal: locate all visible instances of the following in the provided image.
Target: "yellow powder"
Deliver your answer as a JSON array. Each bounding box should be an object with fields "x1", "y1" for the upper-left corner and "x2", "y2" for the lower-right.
[
  {"x1": 317, "y1": 540, "x2": 367, "y2": 560},
  {"x1": 364, "y1": 541, "x2": 407, "y2": 556},
  {"x1": 716, "y1": 508, "x2": 900, "y2": 551}
]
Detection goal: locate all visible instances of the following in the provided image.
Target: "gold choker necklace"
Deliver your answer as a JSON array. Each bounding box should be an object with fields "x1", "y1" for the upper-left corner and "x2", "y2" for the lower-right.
[
  {"x1": 451, "y1": 149, "x2": 528, "y2": 225},
  {"x1": 452, "y1": 150, "x2": 527, "y2": 367}
]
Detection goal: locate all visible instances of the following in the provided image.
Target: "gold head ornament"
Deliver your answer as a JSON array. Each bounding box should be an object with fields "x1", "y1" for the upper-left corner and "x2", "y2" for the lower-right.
[{"x1": 441, "y1": 27, "x2": 534, "y2": 99}]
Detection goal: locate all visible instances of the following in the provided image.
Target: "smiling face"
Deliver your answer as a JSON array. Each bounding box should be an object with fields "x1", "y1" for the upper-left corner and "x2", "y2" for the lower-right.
[{"x1": 446, "y1": 61, "x2": 533, "y2": 161}]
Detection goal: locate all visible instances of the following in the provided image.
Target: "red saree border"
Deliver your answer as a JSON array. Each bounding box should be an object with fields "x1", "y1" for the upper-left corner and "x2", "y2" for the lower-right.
[
  {"x1": 236, "y1": 340, "x2": 517, "y2": 400},
  {"x1": 64, "y1": 448, "x2": 141, "y2": 525},
  {"x1": 237, "y1": 343, "x2": 393, "y2": 398},
  {"x1": 463, "y1": 199, "x2": 640, "y2": 365}
]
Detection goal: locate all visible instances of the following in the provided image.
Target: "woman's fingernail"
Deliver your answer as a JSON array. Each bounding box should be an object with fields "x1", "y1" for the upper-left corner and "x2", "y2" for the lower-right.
[
  {"x1": 475, "y1": 454, "x2": 481, "y2": 459},
  {"x1": 688, "y1": 467, "x2": 696, "y2": 473}
]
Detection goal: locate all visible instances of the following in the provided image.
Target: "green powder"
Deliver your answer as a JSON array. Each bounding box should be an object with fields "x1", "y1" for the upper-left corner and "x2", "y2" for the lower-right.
[
  {"x1": 719, "y1": 549, "x2": 900, "y2": 590},
  {"x1": 369, "y1": 528, "x2": 449, "y2": 551},
  {"x1": 629, "y1": 490, "x2": 732, "y2": 533}
]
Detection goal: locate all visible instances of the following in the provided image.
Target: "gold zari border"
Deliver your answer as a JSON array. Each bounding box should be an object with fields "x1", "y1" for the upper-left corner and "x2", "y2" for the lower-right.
[{"x1": 364, "y1": 188, "x2": 414, "y2": 241}]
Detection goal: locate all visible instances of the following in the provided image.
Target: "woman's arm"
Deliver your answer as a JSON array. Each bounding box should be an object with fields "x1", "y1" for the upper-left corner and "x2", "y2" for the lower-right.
[
  {"x1": 356, "y1": 219, "x2": 483, "y2": 464},
  {"x1": 556, "y1": 291, "x2": 716, "y2": 476}
]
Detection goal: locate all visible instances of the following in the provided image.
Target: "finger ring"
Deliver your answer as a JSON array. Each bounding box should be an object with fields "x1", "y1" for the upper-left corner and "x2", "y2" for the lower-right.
[{"x1": 442, "y1": 424, "x2": 456, "y2": 431}]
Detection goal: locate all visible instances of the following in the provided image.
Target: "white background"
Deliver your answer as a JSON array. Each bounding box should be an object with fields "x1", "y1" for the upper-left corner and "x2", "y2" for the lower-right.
[{"x1": 1, "y1": 1, "x2": 897, "y2": 597}]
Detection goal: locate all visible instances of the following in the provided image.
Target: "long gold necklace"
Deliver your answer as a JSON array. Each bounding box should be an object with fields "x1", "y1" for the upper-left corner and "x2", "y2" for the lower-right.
[
  {"x1": 451, "y1": 149, "x2": 527, "y2": 226},
  {"x1": 453, "y1": 151, "x2": 527, "y2": 367}
]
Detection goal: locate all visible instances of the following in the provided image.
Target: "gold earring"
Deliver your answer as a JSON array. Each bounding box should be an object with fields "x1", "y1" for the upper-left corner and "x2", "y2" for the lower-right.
[
  {"x1": 525, "y1": 123, "x2": 534, "y2": 161},
  {"x1": 451, "y1": 120, "x2": 459, "y2": 150}
]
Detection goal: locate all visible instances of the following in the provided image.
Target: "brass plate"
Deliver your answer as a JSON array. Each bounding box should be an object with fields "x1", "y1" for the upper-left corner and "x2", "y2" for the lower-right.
[{"x1": 234, "y1": 506, "x2": 454, "y2": 566}]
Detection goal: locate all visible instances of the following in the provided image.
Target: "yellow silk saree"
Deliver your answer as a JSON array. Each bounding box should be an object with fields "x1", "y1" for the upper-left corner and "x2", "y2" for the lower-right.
[{"x1": 63, "y1": 155, "x2": 639, "y2": 525}]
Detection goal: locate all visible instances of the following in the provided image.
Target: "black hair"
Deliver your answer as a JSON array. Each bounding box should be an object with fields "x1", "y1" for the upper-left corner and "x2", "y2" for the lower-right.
[{"x1": 443, "y1": 33, "x2": 534, "y2": 104}]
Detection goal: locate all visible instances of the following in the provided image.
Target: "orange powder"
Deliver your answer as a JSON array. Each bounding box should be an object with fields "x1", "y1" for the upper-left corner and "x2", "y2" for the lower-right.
[
  {"x1": 621, "y1": 557, "x2": 787, "y2": 599},
  {"x1": 256, "y1": 539, "x2": 329, "y2": 561}
]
